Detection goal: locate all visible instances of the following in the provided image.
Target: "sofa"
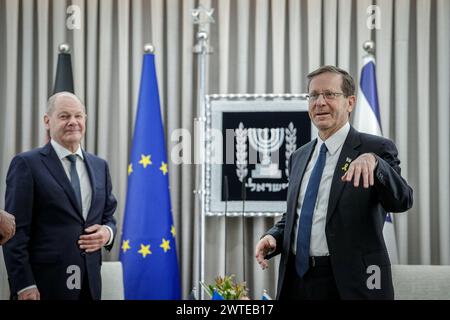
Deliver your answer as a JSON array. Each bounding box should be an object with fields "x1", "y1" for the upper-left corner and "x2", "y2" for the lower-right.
[
  {"x1": 392, "y1": 264, "x2": 450, "y2": 300},
  {"x1": 99, "y1": 262, "x2": 450, "y2": 300},
  {"x1": 101, "y1": 261, "x2": 124, "y2": 300}
]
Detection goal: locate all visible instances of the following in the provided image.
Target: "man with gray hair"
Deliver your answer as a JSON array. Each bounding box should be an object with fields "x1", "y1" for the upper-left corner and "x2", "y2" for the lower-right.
[{"x1": 3, "y1": 92, "x2": 117, "y2": 300}]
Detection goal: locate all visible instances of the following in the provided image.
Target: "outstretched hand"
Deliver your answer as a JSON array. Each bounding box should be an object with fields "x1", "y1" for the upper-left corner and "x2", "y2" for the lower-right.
[
  {"x1": 341, "y1": 153, "x2": 378, "y2": 188},
  {"x1": 255, "y1": 235, "x2": 276, "y2": 270}
]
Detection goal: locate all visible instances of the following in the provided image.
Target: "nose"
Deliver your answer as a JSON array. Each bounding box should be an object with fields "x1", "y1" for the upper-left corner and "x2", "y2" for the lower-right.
[
  {"x1": 313, "y1": 93, "x2": 327, "y2": 107},
  {"x1": 67, "y1": 116, "x2": 79, "y2": 126},
  {"x1": 316, "y1": 93, "x2": 327, "y2": 103}
]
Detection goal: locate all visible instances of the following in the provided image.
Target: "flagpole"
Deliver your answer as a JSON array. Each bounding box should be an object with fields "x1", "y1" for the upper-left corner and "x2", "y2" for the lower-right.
[
  {"x1": 193, "y1": 7, "x2": 214, "y2": 300},
  {"x1": 194, "y1": 32, "x2": 211, "y2": 300},
  {"x1": 362, "y1": 40, "x2": 375, "y2": 57},
  {"x1": 58, "y1": 43, "x2": 70, "y2": 54}
]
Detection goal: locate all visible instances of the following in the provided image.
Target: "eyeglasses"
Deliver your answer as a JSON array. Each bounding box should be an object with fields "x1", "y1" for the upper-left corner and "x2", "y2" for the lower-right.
[{"x1": 306, "y1": 91, "x2": 346, "y2": 102}]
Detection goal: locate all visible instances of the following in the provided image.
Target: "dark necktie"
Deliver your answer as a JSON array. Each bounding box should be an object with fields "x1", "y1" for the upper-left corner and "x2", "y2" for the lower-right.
[
  {"x1": 296, "y1": 143, "x2": 328, "y2": 277},
  {"x1": 66, "y1": 154, "x2": 82, "y2": 212}
]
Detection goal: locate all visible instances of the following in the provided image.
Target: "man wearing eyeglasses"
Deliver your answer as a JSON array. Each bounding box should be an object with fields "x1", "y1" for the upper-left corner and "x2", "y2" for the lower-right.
[{"x1": 255, "y1": 65, "x2": 413, "y2": 300}]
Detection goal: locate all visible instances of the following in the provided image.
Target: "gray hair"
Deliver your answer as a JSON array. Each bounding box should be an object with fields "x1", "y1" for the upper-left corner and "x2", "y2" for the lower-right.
[
  {"x1": 306, "y1": 65, "x2": 356, "y2": 97},
  {"x1": 47, "y1": 92, "x2": 86, "y2": 115}
]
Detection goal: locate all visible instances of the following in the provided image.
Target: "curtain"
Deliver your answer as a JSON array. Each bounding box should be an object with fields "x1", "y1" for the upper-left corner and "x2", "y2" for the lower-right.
[{"x1": 1, "y1": 0, "x2": 449, "y2": 299}]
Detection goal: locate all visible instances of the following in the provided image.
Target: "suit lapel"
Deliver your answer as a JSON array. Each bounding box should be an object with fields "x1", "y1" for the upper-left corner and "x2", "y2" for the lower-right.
[
  {"x1": 82, "y1": 151, "x2": 96, "y2": 221},
  {"x1": 40, "y1": 143, "x2": 83, "y2": 218},
  {"x1": 326, "y1": 126, "x2": 361, "y2": 224}
]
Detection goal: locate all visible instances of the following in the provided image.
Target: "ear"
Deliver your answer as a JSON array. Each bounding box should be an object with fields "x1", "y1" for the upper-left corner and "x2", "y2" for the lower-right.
[
  {"x1": 44, "y1": 114, "x2": 50, "y2": 130},
  {"x1": 347, "y1": 95, "x2": 356, "y2": 113}
]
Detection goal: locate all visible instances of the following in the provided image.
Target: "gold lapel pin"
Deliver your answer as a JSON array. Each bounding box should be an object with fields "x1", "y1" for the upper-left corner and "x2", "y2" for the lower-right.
[{"x1": 341, "y1": 157, "x2": 353, "y2": 173}]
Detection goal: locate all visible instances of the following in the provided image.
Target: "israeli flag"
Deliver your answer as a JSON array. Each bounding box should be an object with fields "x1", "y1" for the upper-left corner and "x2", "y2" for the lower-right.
[
  {"x1": 353, "y1": 55, "x2": 382, "y2": 136},
  {"x1": 353, "y1": 54, "x2": 399, "y2": 264}
]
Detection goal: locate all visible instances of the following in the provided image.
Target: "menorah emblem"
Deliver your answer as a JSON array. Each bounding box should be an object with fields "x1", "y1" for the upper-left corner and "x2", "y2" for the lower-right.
[{"x1": 248, "y1": 128, "x2": 285, "y2": 179}]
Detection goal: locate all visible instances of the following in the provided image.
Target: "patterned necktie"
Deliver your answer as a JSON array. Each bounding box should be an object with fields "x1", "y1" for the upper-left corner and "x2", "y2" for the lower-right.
[
  {"x1": 295, "y1": 143, "x2": 328, "y2": 277},
  {"x1": 66, "y1": 154, "x2": 82, "y2": 212}
]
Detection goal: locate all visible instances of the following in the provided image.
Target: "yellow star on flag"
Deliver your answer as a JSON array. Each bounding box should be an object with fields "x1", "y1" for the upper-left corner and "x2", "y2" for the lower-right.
[
  {"x1": 171, "y1": 225, "x2": 176, "y2": 237},
  {"x1": 139, "y1": 154, "x2": 152, "y2": 168},
  {"x1": 160, "y1": 238, "x2": 171, "y2": 253},
  {"x1": 128, "y1": 163, "x2": 133, "y2": 176},
  {"x1": 138, "y1": 244, "x2": 152, "y2": 258},
  {"x1": 121, "y1": 240, "x2": 131, "y2": 253},
  {"x1": 160, "y1": 162, "x2": 168, "y2": 175}
]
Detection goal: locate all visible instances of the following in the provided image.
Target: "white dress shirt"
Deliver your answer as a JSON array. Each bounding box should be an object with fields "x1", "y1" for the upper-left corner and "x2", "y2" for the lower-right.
[
  {"x1": 292, "y1": 122, "x2": 350, "y2": 256},
  {"x1": 51, "y1": 140, "x2": 92, "y2": 220},
  {"x1": 50, "y1": 139, "x2": 113, "y2": 245}
]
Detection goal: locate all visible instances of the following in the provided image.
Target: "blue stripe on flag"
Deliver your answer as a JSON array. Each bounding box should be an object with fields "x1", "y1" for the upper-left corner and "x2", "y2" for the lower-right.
[{"x1": 360, "y1": 61, "x2": 382, "y2": 131}]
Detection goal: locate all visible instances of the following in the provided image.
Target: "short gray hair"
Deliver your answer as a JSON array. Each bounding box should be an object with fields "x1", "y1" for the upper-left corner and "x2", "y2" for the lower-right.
[{"x1": 47, "y1": 92, "x2": 85, "y2": 115}]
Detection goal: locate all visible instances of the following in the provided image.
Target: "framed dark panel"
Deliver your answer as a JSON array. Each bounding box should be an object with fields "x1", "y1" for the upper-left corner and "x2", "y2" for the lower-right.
[{"x1": 205, "y1": 94, "x2": 316, "y2": 217}]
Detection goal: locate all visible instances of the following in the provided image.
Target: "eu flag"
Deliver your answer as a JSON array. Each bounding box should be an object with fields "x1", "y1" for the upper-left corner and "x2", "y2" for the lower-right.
[{"x1": 119, "y1": 52, "x2": 181, "y2": 299}]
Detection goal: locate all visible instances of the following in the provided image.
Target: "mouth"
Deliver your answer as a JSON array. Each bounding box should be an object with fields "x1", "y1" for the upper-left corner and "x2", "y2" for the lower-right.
[{"x1": 315, "y1": 112, "x2": 331, "y2": 118}]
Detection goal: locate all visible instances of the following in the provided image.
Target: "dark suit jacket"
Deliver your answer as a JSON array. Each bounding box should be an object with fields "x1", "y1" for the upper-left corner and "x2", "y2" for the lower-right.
[
  {"x1": 3, "y1": 142, "x2": 117, "y2": 300},
  {"x1": 266, "y1": 126, "x2": 413, "y2": 300}
]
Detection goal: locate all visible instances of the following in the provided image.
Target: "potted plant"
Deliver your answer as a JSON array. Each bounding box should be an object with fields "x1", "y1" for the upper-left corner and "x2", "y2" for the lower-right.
[{"x1": 201, "y1": 274, "x2": 249, "y2": 300}]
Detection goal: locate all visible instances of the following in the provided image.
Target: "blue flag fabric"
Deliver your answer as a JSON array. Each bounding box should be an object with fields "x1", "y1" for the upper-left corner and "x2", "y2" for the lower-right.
[
  {"x1": 353, "y1": 55, "x2": 382, "y2": 136},
  {"x1": 119, "y1": 53, "x2": 181, "y2": 299},
  {"x1": 360, "y1": 59, "x2": 381, "y2": 128}
]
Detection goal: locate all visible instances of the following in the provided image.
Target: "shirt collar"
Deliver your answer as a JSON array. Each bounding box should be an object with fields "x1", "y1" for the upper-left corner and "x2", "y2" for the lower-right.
[
  {"x1": 50, "y1": 139, "x2": 84, "y2": 160},
  {"x1": 317, "y1": 122, "x2": 350, "y2": 156}
]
